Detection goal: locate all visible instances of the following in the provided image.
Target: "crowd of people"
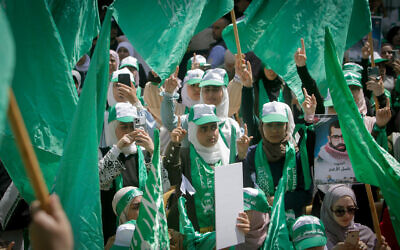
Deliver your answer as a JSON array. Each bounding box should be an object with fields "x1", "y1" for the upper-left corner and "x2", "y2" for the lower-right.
[{"x1": 1, "y1": 0, "x2": 400, "y2": 249}]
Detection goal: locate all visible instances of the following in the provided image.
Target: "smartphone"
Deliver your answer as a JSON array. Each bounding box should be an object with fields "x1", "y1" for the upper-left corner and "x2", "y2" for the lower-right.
[
  {"x1": 368, "y1": 66, "x2": 380, "y2": 80},
  {"x1": 345, "y1": 230, "x2": 359, "y2": 246},
  {"x1": 118, "y1": 73, "x2": 131, "y2": 87},
  {"x1": 134, "y1": 116, "x2": 146, "y2": 131}
]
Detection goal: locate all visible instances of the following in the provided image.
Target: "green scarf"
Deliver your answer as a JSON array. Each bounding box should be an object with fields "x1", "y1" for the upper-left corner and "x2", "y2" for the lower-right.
[
  {"x1": 373, "y1": 123, "x2": 388, "y2": 151},
  {"x1": 258, "y1": 79, "x2": 284, "y2": 117},
  {"x1": 115, "y1": 145, "x2": 147, "y2": 191},
  {"x1": 254, "y1": 141, "x2": 297, "y2": 197},
  {"x1": 292, "y1": 124, "x2": 313, "y2": 190},
  {"x1": 190, "y1": 144, "x2": 222, "y2": 232}
]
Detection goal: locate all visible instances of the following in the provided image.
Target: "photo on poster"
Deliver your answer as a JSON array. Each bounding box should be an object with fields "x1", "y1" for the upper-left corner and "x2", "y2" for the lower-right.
[{"x1": 313, "y1": 115, "x2": 357, "y2": 185}]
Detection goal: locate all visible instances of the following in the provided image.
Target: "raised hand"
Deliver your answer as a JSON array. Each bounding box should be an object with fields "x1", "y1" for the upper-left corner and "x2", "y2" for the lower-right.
[
  {"x1": 237, "y1": 124, "x2": 253, "y2": 160},
  {"x1": 376, "y1": 101, "x2": 392, "y2": 128},
  {"x1": 301, "y1": 88, "x2": 317, "y2": 118},
  {"x1": 170, "y1": 116, "x2": 187, "y2": 144},
  {"x1": 164, "y1": 66, "x2": 180, "y2": 94},
  {"x1": 235, "y1": 54, "x2": 253, "y2": 87},
  {"x1": 294, "y1": 38, "x2": 307, "y2": 67},
  {"x1": 116, "y1": 82, "x2": 138, "y2": 104},
  {"x1": 191, "y1": 53, "x2": 200, "y2": 69},
  {"x1": 366, "y1": 77, "x2": 384, "y2": 96},
  {"x1": 116, "y1": 131, "x2": 136, "y2": 149},
  {"x1": 361, "y1": 41, "x2": 371, "y2": 59},
  {"x1": 132, "y1": 129, "x2": 154, "y2": 155}
]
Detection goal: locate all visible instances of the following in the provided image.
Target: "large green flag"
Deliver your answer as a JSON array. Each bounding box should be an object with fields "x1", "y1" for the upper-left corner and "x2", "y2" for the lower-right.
[
  {"x1": 53, "y1": 7, "x2": 113, "y2": 250},
  {"x1": 113, "y1": 0, "x2": 233, "y2": 80},
  {"x1": 178, "y1": 196, "x2": 216, "y2": 249},
  {"x1": 0, "y1": 6, "x2": 15, "y2": 142},
  {"x1": 131, "y1": 129, "x2": 170, "y2": 249},
  {"x1": 46, "y1": 0, "x2": 100, "y2": 67},
  {"x1": 0, "y1": 0, "x2": 78, "y2": 203},
  {"x1": 263, "y1": 177, "x2": 294, "y2": 250},
  {"x1": 324, "y1": 27, "x2": 400, "y2": 242},
  {"x1": 222, "y1": 0, "x2": 371, "y2": 99}
]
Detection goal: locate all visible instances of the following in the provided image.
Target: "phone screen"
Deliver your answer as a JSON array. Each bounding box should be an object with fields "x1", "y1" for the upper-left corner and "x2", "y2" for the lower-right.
[
  {"x1": 118, "y1": 73, "x2": 131, "y2": 87},
  {"x1": 345, "y1": 230, "x2": 359, "y2": 246}
]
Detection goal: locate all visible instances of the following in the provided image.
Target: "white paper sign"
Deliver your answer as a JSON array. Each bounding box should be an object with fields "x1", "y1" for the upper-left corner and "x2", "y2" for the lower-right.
[{"x1": 215, "y1": 162, "x2": 245, "y2": 249}]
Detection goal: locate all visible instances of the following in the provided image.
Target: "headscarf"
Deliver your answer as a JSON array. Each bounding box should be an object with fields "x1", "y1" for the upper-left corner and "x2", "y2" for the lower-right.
[
  {"x1": 320, "y1": 184, "x2": 376, "y2": 248},
  {"x1": 116, "y1": 41, "x2": 134, "y2": 57},
  {"x1": 72, "y1": 70, "x2": 81, "y2": 89},
  {"x1": 200, "y1": 86, "x2": 229, "y2": 118},
  {"x1": 259, "y1": 102, "x2": 297, "y2": 162},
  {"x1": 188, "y1": 121, "x2": 229, "y2": 165},
  {"x1": 110, "y1": 50, "x2": 120, "y2": 70},
  {"x1": 112, "y1": 186, "x2": 143, "y2": 225},
  {"x1": 104, "y1": 116, "x2": 137, "y2": 155},
  {"x1": 181, "y1": 83, "x2": 200, "y2": 109},
  {"x1": 75, "y1": 54, "x2": 90, "y2": 72},
  {"x1": 107, "y1": 68, "x2": 135, "y2": 107}
]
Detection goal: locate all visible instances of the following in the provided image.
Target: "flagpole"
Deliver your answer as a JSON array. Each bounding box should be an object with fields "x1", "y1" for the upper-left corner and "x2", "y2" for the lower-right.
[
  {"x1": 7, "y1": 88, "x2": 50, "y2": 212},
  {"x1": 230, "y1": 10, "x2": 242, "y2": 58}
]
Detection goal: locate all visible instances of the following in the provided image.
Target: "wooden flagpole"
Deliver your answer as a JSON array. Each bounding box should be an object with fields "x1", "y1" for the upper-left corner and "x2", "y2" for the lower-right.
[
  {"x1": 7, "y1": 88, "x2": 50, "y2": 212},
  {"x1": 230, "y1": 10, "x2": 242, "y2": 58}
]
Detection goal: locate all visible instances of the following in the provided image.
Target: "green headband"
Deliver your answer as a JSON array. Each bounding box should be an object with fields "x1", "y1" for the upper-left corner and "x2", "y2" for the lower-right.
[
  {"x1": 292, "y1": 223, "x2": 326, "y2": 243},
  {"x1": 116, "y1": 188, "x2": 143, "y2": 217}
]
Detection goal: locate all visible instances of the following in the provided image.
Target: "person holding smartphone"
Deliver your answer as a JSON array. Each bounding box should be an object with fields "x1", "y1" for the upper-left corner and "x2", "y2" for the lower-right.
[{"x1": 321, "y1": 184, "x2": 390, "y2": 250}]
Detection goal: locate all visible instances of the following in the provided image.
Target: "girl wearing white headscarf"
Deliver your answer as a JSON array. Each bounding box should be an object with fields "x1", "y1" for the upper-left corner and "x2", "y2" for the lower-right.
[
  {"x1": 116, "y1": 41, "x2": 134, "y2": 61},
  {"x1": 109, "y1": 50, "x2": 120, "y2": 79}
]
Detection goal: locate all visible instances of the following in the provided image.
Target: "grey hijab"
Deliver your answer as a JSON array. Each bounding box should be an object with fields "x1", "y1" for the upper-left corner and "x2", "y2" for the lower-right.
[{"x1": 320, "y1": 184, "x2": 376, "y2": 249}]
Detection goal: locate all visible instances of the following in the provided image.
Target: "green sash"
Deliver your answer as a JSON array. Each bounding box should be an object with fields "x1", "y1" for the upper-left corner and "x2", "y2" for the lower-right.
[
  {"x1": 254, "y1": 141, "x2": 297, "y2": 197},
  {"x1": 373, "y1": 124, "x2": 388, "y2": 151},
  {"x1": 258, "y1": 79, "x2": 284, "y2": 117},
  {"x1": 292, "y1": 124, "x2": 313, "y2": 190},
  {"x1": 218, "y1": 123, "x2": 237, "y2": 164},
  {"x1": 115, "y1": 145, "x2": 147, "y2": 191},
  {"x1": 190, "y1": 144, "x2": 222, "y2": 232}
]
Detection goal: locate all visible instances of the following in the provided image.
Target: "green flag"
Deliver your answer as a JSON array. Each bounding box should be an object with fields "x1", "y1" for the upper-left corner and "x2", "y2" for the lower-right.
[
  {"x1": 0, "y1": 0, "x2": 77, "y2": 203},
  {"x1": 222, "y1": 0, "x2": 371, "y2": 99},
  {"x1": 53, "y1": 6, "x2": 113, "y2": 249},
  {"x1": 263, "y1": 177, "x2": 294, "y2": 250},
  {"x1": 324, "y1": 27, "x2": 400, "y2": 243},
  {"x1": 0, "y1": 6, "x2": 15, "y2": 142},
  {"x1": 113, "y1": 0, "x2": 233, "y2": 80},
  {"x1": 131, "y1": 129, "x2": 170, "y2": 249},
  {"x1": 178, "y1": 196, "x2": 216, "y2": 249},
  {"x1": 46, "y1": 0, "x2": 100, "y2": 67}
]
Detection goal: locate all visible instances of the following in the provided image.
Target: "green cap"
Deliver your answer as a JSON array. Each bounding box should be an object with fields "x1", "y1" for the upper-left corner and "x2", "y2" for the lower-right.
[
  {"x1": 369, "y1": 52, "x2": 389, "y2": 65},
  {"x1": 342, "y1": 62, "x2": 363, "y2": 73},
  {"x1": 108, "y1": 103, "x2": 138, "y2": 123},
  {"x1": 110, "y1": 67, "x2": 135, "y2": 84},
  {"x1": 183, "y1": 69, "x2": 204, "y2": 85},
  {"x1": 344, "y1": 70, "x2": 363, "y2": 88},
  {"x1": 199, "y1": 68, "x2": 229, "y2": 87},
  {"x1": 119, "y1": 56, "x2": 139, "y2": 71},
  {"x1": 188, "y1": 104, "x2": 220, "y2": 125},
  {"x1": 187, "y1": 54, "x2": 208, "y2": 70},
  {"x1": 292, "y1": 216, "x2": 327, "y2": 250},
  {"x1": 261, "y1": 101, "x2": 289, "y2": 123}
]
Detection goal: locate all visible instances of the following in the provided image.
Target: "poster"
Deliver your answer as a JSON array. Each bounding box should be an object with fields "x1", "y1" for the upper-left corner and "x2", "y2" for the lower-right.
[{"x1": 313, "y1": 115, "x2": 357, "y2": 184}]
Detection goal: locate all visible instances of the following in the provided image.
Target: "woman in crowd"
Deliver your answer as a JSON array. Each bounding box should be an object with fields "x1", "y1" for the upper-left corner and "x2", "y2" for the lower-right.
[
  {"x1": 321, "y1": 184, "x2": 390, "y2": 250},
  {"x1": 109, "y1": 50, "x2": 119, "y2": 80}
]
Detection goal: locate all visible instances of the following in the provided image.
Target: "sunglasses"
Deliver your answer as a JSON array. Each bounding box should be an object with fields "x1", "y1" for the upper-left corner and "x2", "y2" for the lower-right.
[{"x1": 331, "y1": 206, "x2": 358, "y2": 217}]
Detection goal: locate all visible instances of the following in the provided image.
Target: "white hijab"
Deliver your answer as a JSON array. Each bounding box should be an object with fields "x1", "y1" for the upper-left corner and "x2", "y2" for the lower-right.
[
  {"x1": 182, "y1": 83, "x2": 200, "y2": 108},
  {"x1": 112, "y1": 186, "x2": 142, "y2": 225},
  {"x1": 188, "y1": 122, "x2": 229, "y2": 165},
  {"x1": 104, "y1": 118, "x2": 137, "y2": 155},
  {"x1": 75, "y1": 54, "x2": 90, "y2": 72}
]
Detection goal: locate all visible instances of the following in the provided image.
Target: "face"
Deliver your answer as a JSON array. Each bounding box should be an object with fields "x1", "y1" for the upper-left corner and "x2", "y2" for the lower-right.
[
  {"x1": 263, "y1": 68, "x2": 278, "y2": 80},
  {"x1": 196, "y1": 122, "x2": 219, "y2": 147},
  {"x1": 112, "y1": 82, "x2": 131, "y2": 102},
  {"x1": 127, "y1": 196, "x2": 142, "y2": 221},
  {"x1": 201, "y1": 86, "x2": 224, "y2": 106},
  {"x1": 76, "y1": 55, "x2": 87, "y2": 66},
  {"x1": 262, "y1": 122, "x2": 287, "y2": 143},
  {"x1": 328, "y1": 127, "x2": 346, "y2": 152},
  {"x1": 212, "y1": 18, "x2": 229, "y2": 41},
  {"x1": 127, "y1": 66, "x2": 138, "y2": 77},
  {"x1": 187, "y1": 83, "x2": 201, "y2": 101},
  {"x1": 331, "y1": 196, "x2": 356, "y2": 227},
  {"x1": 117, "y1": 47, "x2": 130, "y2": 61},
  {"x1": 109, "y1": 54, "x2": 118, "y2": 73},
  {"x1": 115, "y1": 121, "x2": 134, "y2": 140},
  {"x1": 377, "y1": 63, "x2": 386, "y2": 77},
  {"x1": 380, "y1": 45, "x2": 393, "y2": 60}
]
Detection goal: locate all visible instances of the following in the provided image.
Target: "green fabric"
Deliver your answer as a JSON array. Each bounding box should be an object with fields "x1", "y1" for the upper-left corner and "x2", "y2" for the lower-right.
[
  {"x1": 54, "y1": 7, "x2": 113, "y2": 250},
  {"x1": 0, "y1": 6, "x2": 14, "y2": 144},
  {"x1": 222, "y1": 0, "x2": 371, "y2": 100},
  {"x1": 116, "y1": 188, "x2": 143, "y2": 217},
  {"x1": 243, "y1": 188, "x2": 270, "y2": 213},
  {"x1": 113, "y1": 0, "x2": 233, "y2": 81},
  {"x1": 46, "y1": 0, "x2": 100, "y2": 67},
  {"x1": 131, "y1": 129, "x2": 170, "y2": 249},
  {"x1": 190, "y1": 144, "x2": 222, "y2": 230},
  {"x1": 373, "y1": 124, "x2": 388, "y2": 151},
  {"x1": 137, "y1": 146, "x2": 147, "y2": 190},
  {"x1": 258, "y1": 79, "x2": 284, "y2": 117},
  {"x1": 229, "y1": 125, "x2": 237, "y2": 163},
  {"x1": 178, "y1": 196, "x2": 216, "y2": 249},
  {"x1": 324, "y1": 27, "x2": 400, "y2": 243},
  {"x1": 254, "y1": 141, "x2": 297, "y2": 196},
  {"x1": 292, "y1": 124, "x2": 312, "y2": 190},
  {"x1": 262, "y1": 172, "x2": 294, "y2": 249},
  {"x1": 0, "y1": 0, "x2": 78, "y2": 203}
]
